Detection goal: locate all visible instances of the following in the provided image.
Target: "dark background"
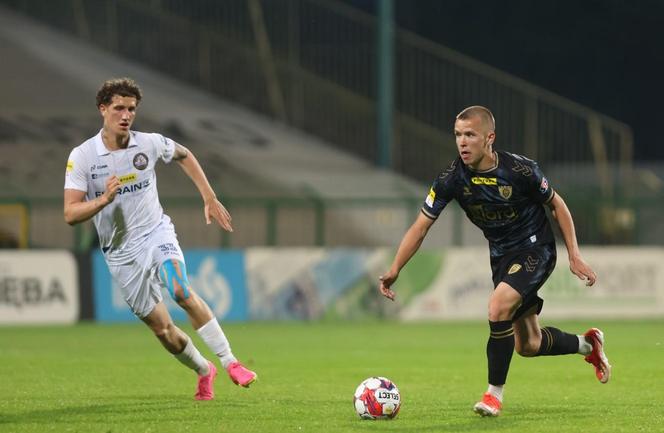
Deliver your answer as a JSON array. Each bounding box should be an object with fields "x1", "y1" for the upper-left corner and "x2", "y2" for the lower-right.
[{"x1": 345, "y1": 0, "x2": 664, "y2": 161}]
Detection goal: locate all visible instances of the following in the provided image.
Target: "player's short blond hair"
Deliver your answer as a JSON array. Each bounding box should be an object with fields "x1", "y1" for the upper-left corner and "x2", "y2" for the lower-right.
[
  {"x1": 96, "y1": 77, "x2": 142, "y2": 107},
  {"x1": 456, "y1": 106, "x2": 495, "y2": 132}
]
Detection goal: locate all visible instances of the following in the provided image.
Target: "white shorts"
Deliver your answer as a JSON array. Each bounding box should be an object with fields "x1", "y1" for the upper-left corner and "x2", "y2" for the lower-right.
[{"x1": 107, "y1": 223, "x2": 185, "y2": 318}]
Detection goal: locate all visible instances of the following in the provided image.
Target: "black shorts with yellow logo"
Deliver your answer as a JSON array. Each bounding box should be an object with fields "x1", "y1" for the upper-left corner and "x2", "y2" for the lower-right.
[{"x1": 490, "y1": 243, "x2": 557, "y2": 321}]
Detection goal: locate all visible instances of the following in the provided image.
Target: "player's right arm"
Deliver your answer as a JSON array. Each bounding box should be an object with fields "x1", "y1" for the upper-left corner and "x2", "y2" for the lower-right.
[
  {"x1": 64, "y1": 175, "x2": 120, "y2": 225},
  {"x1": 379, "y1": 162, "x2": 457, "y2": 300},
  {"x1": 379, "y1": 212, "x2": 436, "y2": 301}
]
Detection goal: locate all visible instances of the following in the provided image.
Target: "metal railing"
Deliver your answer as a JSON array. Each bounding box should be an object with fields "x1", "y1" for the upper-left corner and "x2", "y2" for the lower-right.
[
  {"x1": 5, "y1": 193, "x2": 663, "y2": 251},
  {"x1": 20, "y1": 196, "x2": 430, "y2": 250},
  {"x1": 2, "y1": 0, "x2": 634, "y2": 193}
]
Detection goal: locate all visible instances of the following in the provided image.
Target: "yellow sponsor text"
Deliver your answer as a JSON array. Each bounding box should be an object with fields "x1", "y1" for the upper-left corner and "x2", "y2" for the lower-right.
[
  {"x1": 471, "y1": 177, "x2": 497, "y2": 185},
  {"x1": 118, "y1": 173, "x2": 138, "y2": 184}
]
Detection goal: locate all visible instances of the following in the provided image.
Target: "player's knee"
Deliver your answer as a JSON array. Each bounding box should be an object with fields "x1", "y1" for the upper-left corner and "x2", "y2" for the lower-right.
[
  {"x1": 159, "y1": 259, "x2": 191, "y2": 302},
  {"x1": 152, "y1": 321, "x2": 175, "y2": 343},
  {"x1": 515, "y1": 339, "x2": 540, "y2": 357},
  {"x1": 488, "y1": 295, "x2": 520, "y2": 321},
  {"x1": 152, "y1": 323, "x2": 171, "y2": 340},
  {"x1": 487, "y1": 301, "x2": 512, "y2": 321}
]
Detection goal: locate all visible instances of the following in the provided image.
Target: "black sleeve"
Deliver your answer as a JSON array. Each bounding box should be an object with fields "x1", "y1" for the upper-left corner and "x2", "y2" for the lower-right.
[{"x1": 421, "y1": 160, "x2": 458, "y2": 219}]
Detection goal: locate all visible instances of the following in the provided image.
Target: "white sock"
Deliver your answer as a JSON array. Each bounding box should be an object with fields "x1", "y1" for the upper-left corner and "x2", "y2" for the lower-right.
[
  {"x1": 577, "y1": 335, "x2": 592, "y2": 355},
  {"x1": 487, "y1": 384, "x2": 504, "y2": 402},
  {"x1": 196, "y1": 318, "x2": 237, "y2": 369},
  {"x1": 174, "y1": 337, "x2": 210, "y2": 376}
]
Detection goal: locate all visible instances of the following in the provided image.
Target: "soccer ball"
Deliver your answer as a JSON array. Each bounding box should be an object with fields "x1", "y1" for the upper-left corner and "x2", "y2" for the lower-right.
[{"x1": 353, "y1": 376, "x2": 401, "y2": 420}]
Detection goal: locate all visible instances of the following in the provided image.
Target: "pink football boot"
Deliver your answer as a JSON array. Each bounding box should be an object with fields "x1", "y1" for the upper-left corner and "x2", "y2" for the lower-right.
[
  {"x1": 226, "y1": 361, "x2": 257, "y2": 387},
  {"x1": 195, "y1": 361, "x2": 218, "y2": 400}
]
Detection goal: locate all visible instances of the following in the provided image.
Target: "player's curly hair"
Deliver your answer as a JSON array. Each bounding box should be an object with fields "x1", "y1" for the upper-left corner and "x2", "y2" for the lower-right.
[{"x1": 96, "y1": 77, "x2": 142, "y2": 107}]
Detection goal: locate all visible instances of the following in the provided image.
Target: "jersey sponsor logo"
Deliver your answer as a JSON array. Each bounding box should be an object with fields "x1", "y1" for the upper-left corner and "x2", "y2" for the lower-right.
[
  {"x1": 133, "y1": 152, "x2": 149, "y2": 170},
  {"x1": 498, "y1": 185, "x2": 513, "y2": 199},
  {"x1": 118, "y1": 173, "x2": 137, "y2": 184},
  {"x1": 94, "y1": 179, "x2": 151, "y2": 197},
  {"x1": 468, "y1": 204, "x2": 518, "y2": 224},
  {"x1": 471, "y1": 176, "x2": 497, "y2": 185},
  {"x1": 91, "y1": 172, "x2": 110, "y2": 179},
  {"x1": 66, "y1": 161, "x2": 73, "y2": 172},
  {"x1": 425, "y1": 188, "x2": 436, "y2": 207},
  {"x1": 508, "y1": 264, "x2": 522, "y2": 274},
  {"x1": 539, "y1": 177, "x2": 549, "y2": 193}
]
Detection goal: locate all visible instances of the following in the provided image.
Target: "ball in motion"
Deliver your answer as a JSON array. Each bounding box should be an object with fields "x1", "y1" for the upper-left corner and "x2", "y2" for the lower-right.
[{"x1": 353, "y1": 376, "x2": 401, "y2": 420}]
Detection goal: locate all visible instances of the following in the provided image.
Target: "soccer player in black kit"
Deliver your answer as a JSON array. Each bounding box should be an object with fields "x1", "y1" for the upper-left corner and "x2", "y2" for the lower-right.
[{"x1": 379, "y1": 106, "x2": 611, "y2": 417}]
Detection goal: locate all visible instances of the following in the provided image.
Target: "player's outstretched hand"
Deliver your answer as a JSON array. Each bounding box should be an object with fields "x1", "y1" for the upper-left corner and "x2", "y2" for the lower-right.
[
  {"x1": 569, "y1": 254, "x2": 596, "y2": 286},
  {"x1": 205, "y1": 198, "x2": 233, "y2": 232},
  {"x1": 378, "y1": 270, "x2": 398, "y2": 301}
]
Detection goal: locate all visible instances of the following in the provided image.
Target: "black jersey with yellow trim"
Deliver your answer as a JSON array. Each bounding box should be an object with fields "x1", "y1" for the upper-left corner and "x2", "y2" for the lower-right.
[{"x1": 421, "y1": 150, "x2": 555, "y2": 257}]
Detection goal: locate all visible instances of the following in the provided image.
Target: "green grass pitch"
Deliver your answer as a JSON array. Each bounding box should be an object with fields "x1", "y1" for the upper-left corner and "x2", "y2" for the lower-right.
[{"x1": 1, "y1": 320, "x2": 663, "y2": 432}]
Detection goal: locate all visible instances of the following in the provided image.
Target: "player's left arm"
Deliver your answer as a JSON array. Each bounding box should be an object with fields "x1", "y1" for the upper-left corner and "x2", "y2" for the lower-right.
[
  {"x1": 547, "y1": 192, "x2": 596, "y2": 286},
  {"x1": 172, "y1": 143, "x2": 233, "y2": 232}
]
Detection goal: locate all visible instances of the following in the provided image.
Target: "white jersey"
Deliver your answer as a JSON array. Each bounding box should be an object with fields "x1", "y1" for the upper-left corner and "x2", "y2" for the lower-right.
[{"x1": 64, "y1": 129, "x2": 176, "y2": 264}]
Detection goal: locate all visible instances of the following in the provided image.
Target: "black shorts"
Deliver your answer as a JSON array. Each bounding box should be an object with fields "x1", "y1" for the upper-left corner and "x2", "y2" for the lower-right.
[{"x1": 490, "y1": 243, "x2": 557, "y2": 321}]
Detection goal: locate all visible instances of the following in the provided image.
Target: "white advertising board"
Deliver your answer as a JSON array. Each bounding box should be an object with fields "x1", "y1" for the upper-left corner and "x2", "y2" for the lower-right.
[
  {"x1": 0, "y1": 250, "x2": 79, "y2": 324},
  {"x1": 401, "y1": 247, "x2": 664, "y2": 320}
]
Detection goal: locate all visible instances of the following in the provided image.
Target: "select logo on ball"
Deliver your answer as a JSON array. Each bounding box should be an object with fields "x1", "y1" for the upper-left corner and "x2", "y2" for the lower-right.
[{"x1": 353, "y1": 376, "x2": 401, "y2": 420}]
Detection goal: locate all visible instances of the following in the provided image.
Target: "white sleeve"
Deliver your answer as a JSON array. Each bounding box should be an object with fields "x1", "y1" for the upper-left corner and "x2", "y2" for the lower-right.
[
  {"x1": 154, "y1": 133, "x2": 175, "y2": 164},
  {"x1": 64, "y1": 148, "x2": 88, "y2": 192}
]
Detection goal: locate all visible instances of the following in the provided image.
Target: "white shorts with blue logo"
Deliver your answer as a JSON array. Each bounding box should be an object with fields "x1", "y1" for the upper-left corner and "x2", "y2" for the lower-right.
[{"x1": 106, "y1": 223, "x2": 185, "y2": 318}]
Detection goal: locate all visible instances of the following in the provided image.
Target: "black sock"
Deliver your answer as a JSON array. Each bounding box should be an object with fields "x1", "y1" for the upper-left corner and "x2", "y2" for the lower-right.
[
  {"x1": 487, "y1": 320, "x2": 515, "y2": 385},
  {"x1": 536, "y1": 326, "x2": 579, "y2": 356}
]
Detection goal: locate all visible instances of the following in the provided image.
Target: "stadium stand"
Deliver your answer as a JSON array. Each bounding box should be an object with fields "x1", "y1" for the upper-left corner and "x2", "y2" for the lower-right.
[
  {"x1": 0, "y1": 5, "x2": 446, "y2": 250},
  {"x1": 0, "y1": 1, "x2": 661, "y2": 248}
]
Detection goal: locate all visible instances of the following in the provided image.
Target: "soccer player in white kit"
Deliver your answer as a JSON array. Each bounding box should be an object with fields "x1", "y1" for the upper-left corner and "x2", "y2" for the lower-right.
[{"x1": 64, "y1": 78, "x2": 257, "y2": 400}]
